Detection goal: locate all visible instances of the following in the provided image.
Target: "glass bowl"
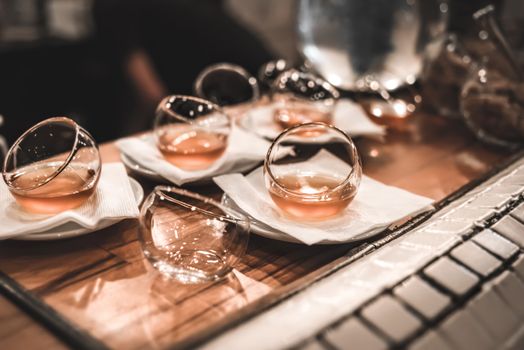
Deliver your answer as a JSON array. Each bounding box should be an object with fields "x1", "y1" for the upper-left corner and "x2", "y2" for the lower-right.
[
  {"x1": 264, "y1": 122, "x2": 361, "y2": 220},
  {"x1": 139, "y1": 186, "x2": 250, "y2": 283},
  {"x1": 358, "y1": 76, "x2": 420, "y2": 127},
  {"x1": 271, "y1": 69, "x2": 340, "y2": 130},
  {"x1": 194, "y1": 63, "x2": 260, "y2": 106},
  {"x1": 154, "y1": 95, "x2": 231, "y2": 171},
  {"x1": 2, "y1": 117, "x2": 101, "y2": 214},
  {"x1": 258, "y1": 59, "x2": 292, "y2": 89}
]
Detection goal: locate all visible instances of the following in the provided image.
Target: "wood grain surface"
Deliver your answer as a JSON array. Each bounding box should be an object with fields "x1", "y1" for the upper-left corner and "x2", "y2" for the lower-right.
[{"x1": 0, "y1": 112, "x2": 513, "y2": 349}]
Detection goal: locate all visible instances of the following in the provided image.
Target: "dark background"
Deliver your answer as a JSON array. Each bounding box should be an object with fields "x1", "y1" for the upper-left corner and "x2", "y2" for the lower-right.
[
  {"x1": 0, "y1": 0, "x2": 272, "y2": 144},
  {"x1": 0, "y1": 0, "x2": 509, "y2": 145}
]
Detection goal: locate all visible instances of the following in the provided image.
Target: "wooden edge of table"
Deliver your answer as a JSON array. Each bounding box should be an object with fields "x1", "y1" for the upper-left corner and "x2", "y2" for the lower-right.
[
  {"x1": 0, "y1": 271, "x2": 108, "y2": 350},
  {"x1": 2, "y1": 147, "x2": 518, "y2": 350},
  {"x1": 172, "y1": 148, "x2": 524, "y2": 349}
]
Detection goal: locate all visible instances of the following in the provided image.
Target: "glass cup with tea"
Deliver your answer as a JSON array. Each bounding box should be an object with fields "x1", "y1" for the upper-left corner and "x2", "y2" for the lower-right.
[
  {"x1": 154, "y1": 95, "x2": 231, "y2": 171},
  {"x1": 271, "y1": 69, "x2": 340, "y2": 130},
  {"x1": 139, "y1": 186, "x2": 250, "y2": 283},
  {"x1": 264, "y1": 122, "x2": 361, "y2": 220},
  {"x1": 2, "y1": 117, "x2": 101, "y2": 215},
  {"x1": 358, "y1": 76, "x2": 420, "y2": 127}
]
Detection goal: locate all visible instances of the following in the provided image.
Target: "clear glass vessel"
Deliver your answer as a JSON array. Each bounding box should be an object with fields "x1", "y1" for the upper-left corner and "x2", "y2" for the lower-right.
[
  {"x1": 194, "y1": 63, "x2": 260, "y2": 106},
  {"x1": 3, "y1": 117, "x2": 101, "y2": 214},
  {"x1": 264, "y1": 122, "x2": 361, "y2": 220},
  {"x1": 297, "y1": 0, "x2": 448, "y2": 91},
  {"x1": 154, "y1": 95, "x2": 231, "y2": 171},
  {"x1": 358, "y1": 76, "x2": 420, "y2": 127},
  {"x1": 461, "y1": 64, "x2": 524, "y2": 148},
  {"x1": 460, "y1": 5, "x2": 524, "y2": 148},
  {"x1": 271, "y1": 69, "x2": 340, "y2": 130},
  {"x1": 258, "y1": 59, "x2": 292, "y2": 89},
  {"x1": 421, "y1": 34, "x2": 473, "y2": 118},
  {"x1": 139, "y1": 186, "x2": 250, "y2": 283}
]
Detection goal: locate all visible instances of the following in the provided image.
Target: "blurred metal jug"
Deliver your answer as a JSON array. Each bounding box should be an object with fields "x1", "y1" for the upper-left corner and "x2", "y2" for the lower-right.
[{"x1": 297, "y1": 0, "x2": 449, "y2": 91}]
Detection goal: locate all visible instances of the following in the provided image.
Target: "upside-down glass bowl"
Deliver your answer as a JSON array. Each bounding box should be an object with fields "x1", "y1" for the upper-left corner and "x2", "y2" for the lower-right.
[{"x1": 139, "y1": 186, "x2": 250, "y2": 283}]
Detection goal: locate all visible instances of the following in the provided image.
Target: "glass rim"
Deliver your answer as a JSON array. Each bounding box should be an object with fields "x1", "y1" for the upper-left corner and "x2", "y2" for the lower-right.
[
  {"x1": 148, "y1": 185, "x2": 250, "y2": 227},
  {"x1": 271, "y1": 68, "x2": 341, "y2": 101},
  {"x1": 264, "y1": 122, "x2": 360, "y2": 199},
  {"x1": 193, "y1": 62, "x2": 261, "y2": 103},
  {"x1": 155, "y1": 94, "x2": 229, "y2": 126},
  {"x1": 2, "y1": 116, "x2": 96, "y2": 192}
]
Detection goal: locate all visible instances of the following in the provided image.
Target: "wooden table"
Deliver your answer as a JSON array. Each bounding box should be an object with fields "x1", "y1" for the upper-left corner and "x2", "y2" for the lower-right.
[{"x1": 0, "y1": 112, "x2": 514, "y2": 349}]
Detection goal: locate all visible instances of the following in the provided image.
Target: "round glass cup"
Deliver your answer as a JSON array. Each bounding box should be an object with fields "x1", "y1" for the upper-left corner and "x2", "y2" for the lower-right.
[
  {"x1": 271, "y1": 69, "x2": 340, "y2": 130},
  {"x1": 358, "y1": 76, "x2": 420, "y2": 128},
  {"x1": 194, "y1": 63, "x2": 260, "y2": 106},
  {"x1": 154, "y1": 95, "x2": 231, "y2": 171},
  {"x1": 258, "y1": 59, "x2": 292, "y2": 89},
  {"x1": 139, "y1": 186, "x2": 250, "y2": 284},
  {"x1": 2, "y1": 117, "x2": 101, "y2": 214},
  {"x1": 264, "y1": 122, "x2": 361, "y2": 220}
]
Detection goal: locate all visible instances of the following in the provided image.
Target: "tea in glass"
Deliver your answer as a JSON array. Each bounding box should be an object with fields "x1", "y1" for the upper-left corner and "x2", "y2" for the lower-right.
[
  {"x1": 3, "y1": 117, "x2": 101, "y2": 214},
  {"x1": 157, "y1": 125, "x2": 228, "y2": 170},
  {"x1": 264, "y1": 123, "x2": 361, "y2": 220},
  {"x1": 154, "y1": 95, "x2": 231, "y2": 170},
  {"x1": 271, "y1": 70, "x2": 339, "y2": 130},
  {"x1": 359, "y1": 77, "x2": 419, "y2": 127}
]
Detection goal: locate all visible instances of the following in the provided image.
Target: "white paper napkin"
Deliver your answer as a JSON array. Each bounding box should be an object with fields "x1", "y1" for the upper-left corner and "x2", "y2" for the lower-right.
[
  {"x1": 0, "y1": 163, "x2": 140, "y2": 239},
  {"x1": 240, "y1": 99, "x2": 385, "y2": 140},
  {"x1": 116, "y1": 126, "x2": 280, "y2": 186},
  {"x1": 214, "y1": 150, "x2": 433, "y2": 245}
]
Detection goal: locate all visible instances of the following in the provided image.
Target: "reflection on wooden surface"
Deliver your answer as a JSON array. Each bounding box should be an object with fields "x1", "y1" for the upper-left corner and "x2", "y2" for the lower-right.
[
  {"x1": 0, "y1": 294, "x2": 67, "y2": 350},
  {"x1": 0, "y1": 112, "x2": 513, "y2": 349}
]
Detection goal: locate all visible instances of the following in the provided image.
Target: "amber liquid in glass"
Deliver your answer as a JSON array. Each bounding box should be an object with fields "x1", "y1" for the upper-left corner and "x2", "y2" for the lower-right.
[
  {"x1": 269, "y1": 173, "x2": 355, "y2": 219},
  {"x1": 158, "y1": 126, "x2": 228, "y2": 170},
  {"x1": 274, "y1": 107, "x2": 331, "y2": 130},
  {"x1": 8, "y1": 162, "x2": 97, "y2": 214},
  {"x1": 364, "y1": 100, "x2": 411, "y2": 127}
]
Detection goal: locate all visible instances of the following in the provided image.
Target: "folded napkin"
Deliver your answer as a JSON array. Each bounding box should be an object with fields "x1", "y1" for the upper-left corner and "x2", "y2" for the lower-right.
[
  {"x1": 0, "y1": 163, "x2": 140, "y2": 239},
  {"x1": 240, "y1": 99, "x2": 385, "y2": 140},
  {"x1": 214, "y1": 150, "x2": 433, "y2": 245},
  {"x1": 116, "y1": 126, "x2": 278, "y2": 186}
]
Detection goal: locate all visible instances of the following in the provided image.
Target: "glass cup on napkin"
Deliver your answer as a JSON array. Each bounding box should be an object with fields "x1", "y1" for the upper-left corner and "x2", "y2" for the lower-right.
[
  {"x1": 271, "y1": 69, "x2": 340, "y2": 130},
  {"x1": 154, "y1": 95, "x2": 231, "y2": 171},
  {"x1": 2, "y1": 117, "x2": 101, "y2": 215},
  {"x1": 358, "y1": 75, "x2": 420, "y2": 128},
  {"x1": 139, "y1": 186, "x2": 250, "y2": 283},
  {"x1": 264, "y1": 122, "x2": 362, "y2": 220}
]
